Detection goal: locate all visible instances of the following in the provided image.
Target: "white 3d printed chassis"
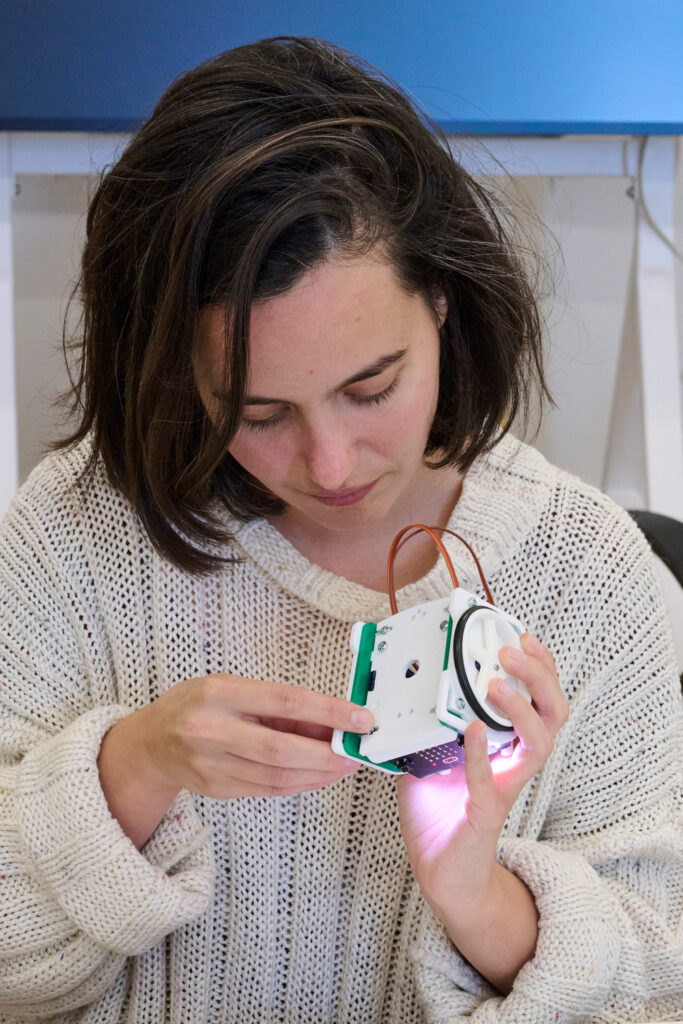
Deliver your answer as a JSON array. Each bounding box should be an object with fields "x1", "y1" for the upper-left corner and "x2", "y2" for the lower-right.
[{"x1": 332, "y1": 587, "x2": 531, "y2": 777}]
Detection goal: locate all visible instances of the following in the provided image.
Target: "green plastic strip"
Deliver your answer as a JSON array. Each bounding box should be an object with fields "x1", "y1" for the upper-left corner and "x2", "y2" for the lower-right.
[
  {"x1": 342, "y1": 621, "x2": 402, "y2": 773},
  {"x1": 442, "y1": 614, "x2": 453, "y2": 670},
  {"x1": 439, "y1": 614, "x2": 463, "y2": 732}
]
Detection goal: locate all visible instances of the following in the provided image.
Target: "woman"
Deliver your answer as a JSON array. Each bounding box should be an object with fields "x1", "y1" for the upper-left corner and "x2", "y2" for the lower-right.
[{"x1": 0, "y1": 36, "x2": 681, "y2": 1023}]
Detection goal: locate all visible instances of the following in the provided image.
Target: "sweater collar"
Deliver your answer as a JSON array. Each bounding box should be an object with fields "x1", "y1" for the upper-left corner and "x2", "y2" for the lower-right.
[{"x1": 229, "y1": 432, "x2": 551, "y2": 623}]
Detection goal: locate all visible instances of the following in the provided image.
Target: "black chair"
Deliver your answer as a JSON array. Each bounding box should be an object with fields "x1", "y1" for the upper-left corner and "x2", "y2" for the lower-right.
[{"x1": 628, "y1": 510, "x2": 683, "y2": 686}]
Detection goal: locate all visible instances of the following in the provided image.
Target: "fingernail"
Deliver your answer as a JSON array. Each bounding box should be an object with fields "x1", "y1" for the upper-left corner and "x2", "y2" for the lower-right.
[
  {"x1": 496, "y1": 677, "x2": 514, "y2": 696},
  {"x1": 524, "y1": 634, "x2": 542, "y2": 653},
  {"x1": 351, "y1": 709, "x2": 374, "y2": 730}
]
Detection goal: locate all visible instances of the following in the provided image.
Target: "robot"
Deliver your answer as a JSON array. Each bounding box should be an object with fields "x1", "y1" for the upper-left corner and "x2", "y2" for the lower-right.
[{"x1": 332, "y1": 524, "x2": 531, "y2": 777}]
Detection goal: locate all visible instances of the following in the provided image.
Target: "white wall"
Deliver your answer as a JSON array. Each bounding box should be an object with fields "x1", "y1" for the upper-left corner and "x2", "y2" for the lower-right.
[{"x1": 12, "y1": 173, "x2": 91, "y2": 482}]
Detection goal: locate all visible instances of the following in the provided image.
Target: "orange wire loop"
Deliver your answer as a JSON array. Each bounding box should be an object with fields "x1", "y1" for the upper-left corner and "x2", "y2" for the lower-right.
[{"x1": 386, "y1": 524, "x2": 494, "y2": 615}]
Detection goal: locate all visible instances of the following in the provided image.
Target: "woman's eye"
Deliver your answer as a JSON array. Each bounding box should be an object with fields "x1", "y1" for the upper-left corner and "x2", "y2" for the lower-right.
[
  {"x1": 242, "y1": 410, "x2": 286, "y2": 432},
  {"x1": 348, "y1": 377, "x2": 399, "y2": 406},
  {"x1": 241, "y1": 376, "x2": 399, "y2": 430}
]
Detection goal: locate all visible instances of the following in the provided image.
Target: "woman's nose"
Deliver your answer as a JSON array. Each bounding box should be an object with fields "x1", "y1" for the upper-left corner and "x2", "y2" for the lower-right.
[{"x1": 304, "y1": 419, "x2": 359, "y2": 492}]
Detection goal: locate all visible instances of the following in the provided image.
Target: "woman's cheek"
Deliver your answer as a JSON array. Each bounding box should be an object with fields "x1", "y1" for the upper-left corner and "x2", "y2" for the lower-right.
[
  {"x1": 375, "y1": 414, "x2": 410, "y2": 454},
  {"x1": 382, "y1": 393, "x2": 435, "y2": 454},
  {"x1": 228, "y1": 429, "x2": 291, "y2": 483}
]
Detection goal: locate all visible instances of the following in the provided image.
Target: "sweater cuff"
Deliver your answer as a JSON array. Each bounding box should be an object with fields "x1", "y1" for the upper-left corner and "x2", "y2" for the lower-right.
[
  {"x1": 492, "y1": 836, "x2": 622, "y2": 1018},
  {"x1": 141, "y1": 786, "x2": 214, "y2": 873},
  {"x1": 410, "y1": 837, "x2": 624, "y2": 1023},
  {"x1": 409, "y1": 899, "x2": 500, "y2": 1022},
  {"x1": 13, "y1": 705, "x2": 215, "y2": 957}
]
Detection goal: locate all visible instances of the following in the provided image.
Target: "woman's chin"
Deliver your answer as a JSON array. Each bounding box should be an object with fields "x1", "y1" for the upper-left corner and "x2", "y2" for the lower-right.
[{"x1": 279, "y1": 485, "x2": 397, "y2": 534}]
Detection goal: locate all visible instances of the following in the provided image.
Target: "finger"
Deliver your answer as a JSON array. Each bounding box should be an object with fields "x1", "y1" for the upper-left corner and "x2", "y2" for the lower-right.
[
  {"x1": 219, "y1": 716, "x2": 357, "y2": 774},
  {"x1": 463, "y1": 720, "x2": 494, "y2": 800},
  {"x1": 259, "y1": 717, "x2": 333, "y2": 742},
  {"x1": 520, "y1": 633, "x2": 558, "y2": 674},
  {"x1": 202, "y1": 748, "x2": 360, "y2": 792},
  {"x1": 497, "y1": 646, "x2": 568, "y2": 733},
  {"x1": 209, "y1": 675, "x2": 375, "y2": 734},
  {"x1": 487, "y1": 677, "x2": 553, "y2": 767},
  {"x1": 215, "y1": 772, "x2": 359, "y2": 800}
]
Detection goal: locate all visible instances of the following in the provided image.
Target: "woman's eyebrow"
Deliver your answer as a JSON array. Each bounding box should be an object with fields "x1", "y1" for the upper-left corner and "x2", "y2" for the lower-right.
[
  {"x1": 338, "y1": 348, "x2": 407, "y2": 389},
  {"x1": 214, "y1": 348, "x2": 408, "y2": 406}
]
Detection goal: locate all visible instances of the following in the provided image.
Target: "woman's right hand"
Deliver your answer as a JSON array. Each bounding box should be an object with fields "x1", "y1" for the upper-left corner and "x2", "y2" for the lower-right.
[
  {"x1": 131, "y1": 673, "x2": 373, "y2": 800},
  {"x1": 98, "y1": 674, "x2": 373, "y2": 848}
]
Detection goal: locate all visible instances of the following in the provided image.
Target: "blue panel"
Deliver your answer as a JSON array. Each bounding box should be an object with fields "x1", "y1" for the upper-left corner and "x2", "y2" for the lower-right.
[{"x1": 1, "y1": 0, "x2": 682, "y2": 134}]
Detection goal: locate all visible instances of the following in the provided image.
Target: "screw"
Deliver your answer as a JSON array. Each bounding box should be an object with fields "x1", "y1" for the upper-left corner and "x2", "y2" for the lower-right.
[
  {"x1": 626, "y1": 184, "x2": 636, "y2": 199},
  {"x1": 468, "y1": 598, "x2": 477, "y2": 607},
  {"x1": 377, "y1": 641, "x2": 388, "y2": 652},
  {"x1": 440, "y1": 620, "x2": 449, "y2": 632},
  {"x1": 378, "y1": 625, "x2": 392, "y2": 635},
  {"x1": 493, "y1": 663, "x2": 500, "y2": 672},
  {"x1": 455, "y1": 698, "x2": 465, "y2": 710}
]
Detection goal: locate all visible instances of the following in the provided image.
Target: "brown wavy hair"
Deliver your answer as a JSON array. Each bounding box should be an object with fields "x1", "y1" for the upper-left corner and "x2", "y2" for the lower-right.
[{"x1": 56, "y1": 35, "x2": 554, "y2": 574}]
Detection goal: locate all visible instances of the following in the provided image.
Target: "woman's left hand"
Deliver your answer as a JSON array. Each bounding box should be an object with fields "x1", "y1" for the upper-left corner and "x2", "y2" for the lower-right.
[{"x1": 397, "y1": 633, "x2": 569, "y2": 913}]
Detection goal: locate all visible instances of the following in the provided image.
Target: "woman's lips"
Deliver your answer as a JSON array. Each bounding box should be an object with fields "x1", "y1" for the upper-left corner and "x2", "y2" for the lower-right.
[{"x1": 309, "y1": 479, "x2": 379, "y2": 507}]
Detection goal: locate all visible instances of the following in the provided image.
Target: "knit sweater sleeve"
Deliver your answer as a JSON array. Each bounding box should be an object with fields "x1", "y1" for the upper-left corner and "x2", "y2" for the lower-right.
[
  {"x1": 0, "y1": 465, "x2": 215, "y2": 1018},
  {"x1": 409, "y1": 506, "x2": 683, "y2": 1023}
]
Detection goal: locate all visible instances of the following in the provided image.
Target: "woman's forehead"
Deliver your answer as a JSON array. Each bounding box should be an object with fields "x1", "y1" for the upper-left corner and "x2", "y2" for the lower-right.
[{"x1": 199, "y1": 253, "x2": 422, "y2": 380}]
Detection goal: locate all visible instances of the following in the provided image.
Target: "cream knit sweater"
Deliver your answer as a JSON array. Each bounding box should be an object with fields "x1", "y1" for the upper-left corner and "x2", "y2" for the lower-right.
[{"x1": 0, "y1": 432, "x2": 681, "y2": 1024}]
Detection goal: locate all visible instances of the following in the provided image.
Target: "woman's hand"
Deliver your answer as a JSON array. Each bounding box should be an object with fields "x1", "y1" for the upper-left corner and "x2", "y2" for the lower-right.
[
  {"x1": 139, "y1": 673, "x2": 374, "y2": 800},
  {"x1": 98, "y1": 674, "x2": 373, "y2": 849},
  {"x1": 397, "y1": 632, "x2": 568, "y2": 914}
]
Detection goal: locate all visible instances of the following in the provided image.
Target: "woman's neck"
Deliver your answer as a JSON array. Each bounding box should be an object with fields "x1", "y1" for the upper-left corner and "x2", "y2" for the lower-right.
[{"x1": 267, "y1": 465, "x2": 464, "y2": 592}]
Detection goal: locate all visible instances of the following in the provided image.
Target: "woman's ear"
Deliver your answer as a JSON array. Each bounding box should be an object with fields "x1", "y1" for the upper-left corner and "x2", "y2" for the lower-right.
[{"x1": 434, "y1": 291, "x2": 448, "y2": 328}]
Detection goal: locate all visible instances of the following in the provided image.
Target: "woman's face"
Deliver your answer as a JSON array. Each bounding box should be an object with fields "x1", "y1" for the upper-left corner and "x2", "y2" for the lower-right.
[{"x1": 197, "y1": 249, "x2": 447, "y2": 535}]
